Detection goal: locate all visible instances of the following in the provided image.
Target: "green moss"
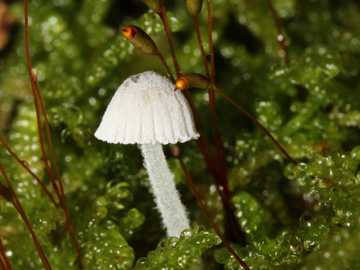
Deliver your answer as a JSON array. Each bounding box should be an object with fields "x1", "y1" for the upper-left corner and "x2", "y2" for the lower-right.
[
  {"x1": 133, "y1": 226, "x2": 221, "y2": 270},
  {"x1": 1, "y1": 0, "x2": 360, "y2": 269}
]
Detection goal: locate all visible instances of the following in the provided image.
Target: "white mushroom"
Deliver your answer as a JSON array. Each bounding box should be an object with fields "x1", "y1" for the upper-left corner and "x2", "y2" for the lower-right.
[{"x1": 95, "y1": 71, "x2": 199, "y2": 237}]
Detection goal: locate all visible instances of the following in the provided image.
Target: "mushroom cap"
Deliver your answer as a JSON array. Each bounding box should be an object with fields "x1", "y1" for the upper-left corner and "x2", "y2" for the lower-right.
[{"x1": 95, "y1": 71, "x2": 199, "y2": 145}]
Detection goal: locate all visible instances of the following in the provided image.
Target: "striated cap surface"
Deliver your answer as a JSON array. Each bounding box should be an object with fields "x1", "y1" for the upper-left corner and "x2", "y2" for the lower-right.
[{"x1": 95, "y1": 71, "x2": 199, "y2": 145}]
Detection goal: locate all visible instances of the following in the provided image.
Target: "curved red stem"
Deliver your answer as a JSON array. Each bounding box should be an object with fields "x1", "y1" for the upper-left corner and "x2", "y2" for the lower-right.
[
  {"x1": 0, "y1": 135, "x2": 57, "y2": 206},
  {"x1": 205, "y1": 0, "x2": 246, "y2": 243},
  {"x1": 24, "y1": 1, "x2": 83, "y2": 268},
  {"x1": 156, "y1": 50, "x2": 175, "y2": 83},
  {"x1": 156, "y1": 0, "x2": 217, "y2": 175},
  {"x1": 0, "y1": 237, "x2": 11, "y2": 270},
  {"x1": 193, "y1": 16, "x2": 210, "y2": 77},
  {"x1": 0, "y1": 163, "x2": 51, "y2": 270},
  {"x1": 212, "y1": 86, "x2": 297, "y2": 165},
  {"x1": 177, "y1": 156, "x2": 250, "y2": 270},
  {"x1": 265, "y1": 0, "x2": 290, "y2": 65},
  {"x1": 158, "y1": 0, "x2": 182, "y2": 77}
]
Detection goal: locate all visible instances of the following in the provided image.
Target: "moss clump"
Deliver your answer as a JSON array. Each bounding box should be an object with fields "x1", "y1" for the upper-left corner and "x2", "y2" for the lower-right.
[
  {"x1": 133, "y1": 226, "x2": 221, "y2": 270},
  {"x1": 1, "y1": 0, "x2": 360, "y2": 269}
]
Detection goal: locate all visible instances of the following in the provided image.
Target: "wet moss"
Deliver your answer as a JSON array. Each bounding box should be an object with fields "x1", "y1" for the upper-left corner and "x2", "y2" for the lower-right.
[{"x1": 0, "y1": 0, "x2": 360, "y2": 269}]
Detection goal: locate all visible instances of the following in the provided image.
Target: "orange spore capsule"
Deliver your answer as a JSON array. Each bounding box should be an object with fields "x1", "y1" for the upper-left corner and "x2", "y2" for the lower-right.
[
  {"x1": 122, "y1": 26, "x2": 137, "y2": 40},
  {"x1": 174, "y1": 77, "x2": 189, "y2": 91}
]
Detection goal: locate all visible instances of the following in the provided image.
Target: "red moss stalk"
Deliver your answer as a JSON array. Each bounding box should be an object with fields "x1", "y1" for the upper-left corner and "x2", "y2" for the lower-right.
[
  {"x1": 24, "y1": 1, "x2": 83, "y2": 268},
  {"x1": 157, "y1": 0, "x2": 182, "y2": 77},
  {"x1": 176, "y1": 153, "x2": 250, "y2": 270},
  {"x1": 193, "y1": 17, "x2": 210, "y2": 77},
  {"x1": 265, "y1": 0, "x2": 290, "y2": 65},
  {"x1": 155, "y1": 50, "x2": 176, "y2": 83},
  {"x1": 192, "y1": 16, "x2": 225, "y2": 178},
  {"x1": 0, "y1": 237, "x2": 11, "y2": 270},
  {"x1": 0, "y1": 135, "x2": 57, "y2": 206},
  {"x1": 206, "y1": 0, "x2": 226, "y2": 179},
  {"x1": 0, "y1": 259, "x2": 7, "y2": 270},
  {"x1": 205, "y1": 0, "x2": 246, "y2": 243},
  {"x1": 155, "y1": 0, "x2": 217, "y2": 174},
  {"x1": 212, "y1": 86, "x2": 297, "y2": 165},
  {"x1": 0, "y1": 163, "x2": 52, "y2": 270}
]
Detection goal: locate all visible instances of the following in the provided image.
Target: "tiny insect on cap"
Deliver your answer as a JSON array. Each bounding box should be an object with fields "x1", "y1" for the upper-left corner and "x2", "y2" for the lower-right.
[{"x1": 95, "y1": 71, "x2": 199, "y2": 145}]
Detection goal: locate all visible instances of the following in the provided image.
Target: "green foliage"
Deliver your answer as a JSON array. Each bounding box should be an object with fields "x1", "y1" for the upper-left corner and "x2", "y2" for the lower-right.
[
  {"x1": 1, "y1": 0, "x2": 360, "y2": 269},
  {"x1": 84, "y1": 220, "x2": 135, "y2": 270},
  {"x1": 133, "y1": 226, "x2": 221, "y2": 270},
  {"x1": 231, "y1": 191, "x2": 275, "y2": 236}
]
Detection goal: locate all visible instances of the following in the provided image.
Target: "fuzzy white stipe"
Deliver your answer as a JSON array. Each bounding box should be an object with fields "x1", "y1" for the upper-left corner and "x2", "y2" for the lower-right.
[
  {"x1": 95, "y1": 71, "x2": 199, "y2": 145},
  {"x1": 141, "y1": 143, "x2": 190, "y2": 237}
]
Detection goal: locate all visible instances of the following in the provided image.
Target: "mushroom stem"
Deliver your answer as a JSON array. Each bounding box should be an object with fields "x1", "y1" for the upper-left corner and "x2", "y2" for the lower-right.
[{"x1": 141, "y1": 143, "x2": 190, "y2": 237}]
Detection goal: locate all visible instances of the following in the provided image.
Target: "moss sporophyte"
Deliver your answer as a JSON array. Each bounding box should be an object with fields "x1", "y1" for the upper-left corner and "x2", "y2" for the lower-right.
[{"x1": 1, "y1": 0, "x2": 360, "y2": 269}]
